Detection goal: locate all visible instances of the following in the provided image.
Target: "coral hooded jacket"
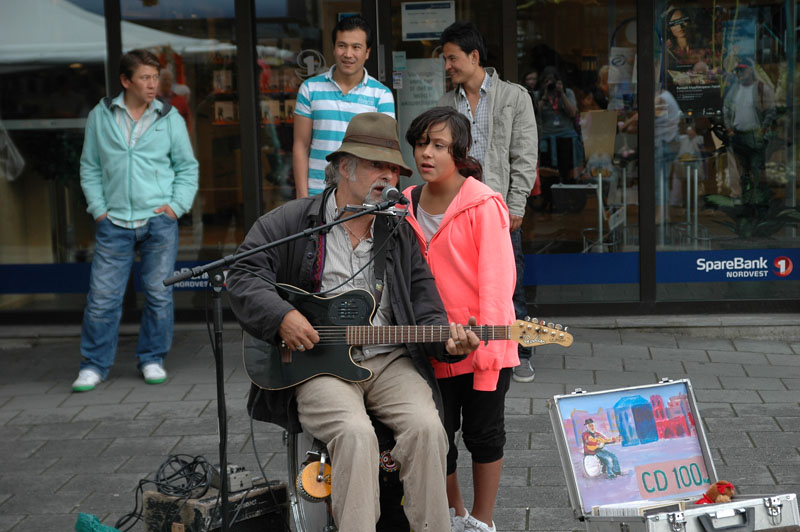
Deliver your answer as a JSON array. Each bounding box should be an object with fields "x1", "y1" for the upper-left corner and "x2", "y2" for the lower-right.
[{"x1": 403, "y1": 177, "x2": 519, "y2": 391}]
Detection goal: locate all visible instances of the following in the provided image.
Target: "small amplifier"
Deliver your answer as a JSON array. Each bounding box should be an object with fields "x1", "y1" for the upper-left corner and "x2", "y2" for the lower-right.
[{"x1": 143, "y1": 479, "x2": 289, "y2": 532}]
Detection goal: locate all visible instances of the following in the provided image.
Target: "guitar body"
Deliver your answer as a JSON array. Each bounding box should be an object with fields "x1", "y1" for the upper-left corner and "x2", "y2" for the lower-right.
[
  {"x1": 243, "y1": 285, "x2": 376, "y2": 390},
  {"x1": 243, "y1": 283, "x2": 574, "y2": 391}
]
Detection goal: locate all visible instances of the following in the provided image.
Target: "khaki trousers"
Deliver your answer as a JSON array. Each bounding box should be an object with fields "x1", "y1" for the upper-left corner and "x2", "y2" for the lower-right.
[{"x1": 296, "y1": 350, "x2": 450, "y2": 531}]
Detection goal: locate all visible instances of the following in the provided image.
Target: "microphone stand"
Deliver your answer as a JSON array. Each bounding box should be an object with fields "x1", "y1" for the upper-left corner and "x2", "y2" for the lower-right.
[{"x1": 162, "y1": 197, "x2": 405, "y2": 532}]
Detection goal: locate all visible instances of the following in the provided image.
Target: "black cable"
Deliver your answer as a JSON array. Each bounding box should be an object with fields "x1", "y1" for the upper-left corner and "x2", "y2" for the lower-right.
[
  {"x1": 250, "y1": 388, "x2": 293, "y2": 531},
  {"x1": 206, "y1": 287, "x2": 291, "y2": 530},
  {"x1": 114, "y1": 454, "x2": 212, "y2": 532}
]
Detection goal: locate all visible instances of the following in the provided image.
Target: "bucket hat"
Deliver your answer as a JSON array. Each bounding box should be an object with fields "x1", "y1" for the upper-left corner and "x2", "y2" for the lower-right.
[{"x1": 325, "y1": 112, "x2": 413, "y2": 176}]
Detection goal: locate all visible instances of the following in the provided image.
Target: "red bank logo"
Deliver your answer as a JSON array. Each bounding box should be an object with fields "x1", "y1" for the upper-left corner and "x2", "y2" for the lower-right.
[{"x1": 773, "y1": 257, "x2": 793, "y2": 277}]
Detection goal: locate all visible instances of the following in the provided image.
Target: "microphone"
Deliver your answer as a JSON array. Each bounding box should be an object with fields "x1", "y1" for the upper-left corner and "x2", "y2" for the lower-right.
[
  {"x1": 340, "y1": 205, "x2": 406, "y2": 216},
  {"x1": 381, "y1": 186, "x2": 409, "y2": 205}
]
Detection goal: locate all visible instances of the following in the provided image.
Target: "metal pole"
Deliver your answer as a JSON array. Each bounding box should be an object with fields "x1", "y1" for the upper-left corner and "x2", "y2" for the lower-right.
[
  {"x1": 693, "y1": 166, "x2": 699, "y2": 243},
  {"x1": 597, "y1": 173, "x2": 604, "y2": 253},
  {"x1": 685, "y1": 163, "x2": 691, "y2": 227},
  {"x1": 622, "y1": 168, "x2": 628, "y2": 247},
  {"x1": 658, "y1": 165, "x2": 665, "y2": 246}
]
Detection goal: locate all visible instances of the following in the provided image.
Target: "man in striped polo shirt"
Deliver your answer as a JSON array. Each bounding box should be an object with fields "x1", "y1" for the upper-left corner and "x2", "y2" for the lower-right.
[{"x1": 293, "y1": 15, "x2": 395, "y2": 197}]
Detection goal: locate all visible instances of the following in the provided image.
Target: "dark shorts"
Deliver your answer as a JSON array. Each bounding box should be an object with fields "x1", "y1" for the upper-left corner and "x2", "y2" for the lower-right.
[{"x1": 438, "y1": 367, "x2": 512, "y2": 474}]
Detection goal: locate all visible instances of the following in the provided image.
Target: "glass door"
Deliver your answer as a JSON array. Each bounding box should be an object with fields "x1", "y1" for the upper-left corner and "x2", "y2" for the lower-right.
[
  {"x1": 653, "y1": 0, "x2": 800, "y2": 301},
  {"x1": 255, "y1": 0, "x2": 362, "y2": 214},
  {"x1": 0, "y1": 0, "x2": 108, "y2": 312},
  {"x1": 516, "y1": 0, "x2": 640, "y2": 305}
]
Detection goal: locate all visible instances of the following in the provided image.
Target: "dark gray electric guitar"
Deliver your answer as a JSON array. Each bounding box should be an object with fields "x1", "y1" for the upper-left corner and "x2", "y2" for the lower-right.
[{"x1": 243, "y1": 284, "x2": 573, "y2": 391}]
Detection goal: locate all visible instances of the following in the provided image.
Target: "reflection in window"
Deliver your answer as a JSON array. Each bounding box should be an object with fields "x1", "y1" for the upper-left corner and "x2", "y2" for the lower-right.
[
  {"x1": 654, "y1": 1, "x2": 800, "y2": 301},
  {"x1": 516, "y1": 0, "x2": 639, "y2": 304}
]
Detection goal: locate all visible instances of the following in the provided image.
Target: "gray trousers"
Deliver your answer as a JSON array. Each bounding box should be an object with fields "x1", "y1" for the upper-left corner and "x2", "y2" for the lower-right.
[{"x1": 296, "y1": 350, "x2": 450, "y2": 531}]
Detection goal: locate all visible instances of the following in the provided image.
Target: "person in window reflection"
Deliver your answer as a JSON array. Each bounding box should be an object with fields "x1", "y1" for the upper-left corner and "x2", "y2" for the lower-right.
[
  {"x1": 158, "y1": 69, "x2": 193, "y2": 134},
  {"x1": 73, "y1": 49, "x2": 198, "y2": 393},
  {"x1": 722, "y1": 57, "x2": 776, "y2": 198},
  {"x1": 437, "y1": 21, "x2": 538, "y2": 389},
  {"x1": 654, "y1": 88, "x2": 681, "y2": 224},
  {"x1": 535, "y1": 66, "x2": 584, "y2": 178},
  {"x1": 293, "y1": 15, "x2": 395, "y2": 198}
]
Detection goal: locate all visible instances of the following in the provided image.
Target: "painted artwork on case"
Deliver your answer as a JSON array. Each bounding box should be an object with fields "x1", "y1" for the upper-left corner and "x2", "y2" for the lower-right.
[{"x1": 553, "y1": 381, "x2": 713, "y2": 514}]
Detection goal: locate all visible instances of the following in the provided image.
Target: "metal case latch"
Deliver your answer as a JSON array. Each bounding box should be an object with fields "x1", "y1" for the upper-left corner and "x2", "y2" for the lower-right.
[
  {"x1": 764, "y1": 496, "x2": 784, "y2": 525},
  {"x1": 667, "y1": 512, "x2": 686, "y2": 532}
]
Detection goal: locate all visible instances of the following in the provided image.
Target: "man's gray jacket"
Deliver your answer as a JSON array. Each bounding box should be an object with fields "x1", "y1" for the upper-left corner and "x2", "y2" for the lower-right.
[
  {"x1": 226, "y1": 187, "x2": 451, "y2": 433},
  {"x1": 438, "y1": 67, "x2": 538, "y2": 218}
]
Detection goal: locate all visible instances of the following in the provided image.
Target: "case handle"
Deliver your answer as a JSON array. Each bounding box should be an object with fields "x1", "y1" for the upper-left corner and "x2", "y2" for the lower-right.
[{"x1": 698, "y1": 507, "x2": 754, "y2": 532}]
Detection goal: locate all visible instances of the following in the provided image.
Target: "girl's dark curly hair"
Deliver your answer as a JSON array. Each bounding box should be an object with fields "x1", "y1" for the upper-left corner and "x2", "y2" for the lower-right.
[{"x1": 405, "y1": 106, "x2": 483, "y2": 180}]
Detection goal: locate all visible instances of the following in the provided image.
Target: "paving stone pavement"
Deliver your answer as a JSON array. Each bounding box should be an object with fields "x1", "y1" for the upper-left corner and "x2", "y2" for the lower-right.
[{"x1": 0, "y1": 315, "x2": 799, "y2": 532}]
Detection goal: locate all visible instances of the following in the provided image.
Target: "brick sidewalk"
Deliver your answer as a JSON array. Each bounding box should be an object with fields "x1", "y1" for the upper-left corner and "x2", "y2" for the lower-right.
[{"x1": 1, "y1": 319, "x2": 799, "y2": 531}]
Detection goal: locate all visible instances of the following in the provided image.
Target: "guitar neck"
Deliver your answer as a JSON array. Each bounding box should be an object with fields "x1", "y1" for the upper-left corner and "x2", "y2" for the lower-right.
[{"x1": 346, "y1": 325, "x2": 509, "y2": 346}]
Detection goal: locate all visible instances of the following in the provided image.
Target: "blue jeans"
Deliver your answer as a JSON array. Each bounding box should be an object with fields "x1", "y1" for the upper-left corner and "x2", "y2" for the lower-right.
[
  {"x1": 510, "y1": 228, "x2": 531, "y2": 358},
  {"x1": 80, "y1": 215, "x2": 179, "y2": 379},
  {"x1": 596, "y1": 449, "x2": 621, "y2": 478}
]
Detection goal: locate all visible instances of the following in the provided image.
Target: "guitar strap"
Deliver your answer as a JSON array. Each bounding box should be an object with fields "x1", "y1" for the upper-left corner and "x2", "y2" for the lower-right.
[
  {"x1": 309, "y1": 186, "x2": 338, "y2": 292},
  {"x1": 372, "y1": 215, "x2": 389, "y2": 304},
  {"x1": 410, "y1": 184, "x2": 424, "y2": 217}
]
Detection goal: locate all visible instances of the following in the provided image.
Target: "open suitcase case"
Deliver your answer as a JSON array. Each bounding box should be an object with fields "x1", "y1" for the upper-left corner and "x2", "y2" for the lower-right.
[{"x1": 548, "y1": 378, "x2": 799, "y2": 532}]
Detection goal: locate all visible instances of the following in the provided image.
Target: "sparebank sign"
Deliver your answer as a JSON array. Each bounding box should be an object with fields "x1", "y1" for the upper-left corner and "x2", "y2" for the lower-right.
[
  {"x1": 657, "y1": 249, "x2": 799, "y2": 283},
  {"x1": 696, "y1": 256, "x2": 769, "y2": 279}
]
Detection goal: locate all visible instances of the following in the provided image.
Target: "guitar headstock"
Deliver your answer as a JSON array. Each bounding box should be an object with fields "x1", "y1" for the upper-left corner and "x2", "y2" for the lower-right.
[{"x1": 510, "y1": 318, "x2": 573, "y2": 347}]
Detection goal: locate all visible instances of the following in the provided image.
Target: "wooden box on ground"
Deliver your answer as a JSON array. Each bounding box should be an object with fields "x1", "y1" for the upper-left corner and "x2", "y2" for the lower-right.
[{"x1": 143, "y1": 479, "x2": 289, "y2": 532}]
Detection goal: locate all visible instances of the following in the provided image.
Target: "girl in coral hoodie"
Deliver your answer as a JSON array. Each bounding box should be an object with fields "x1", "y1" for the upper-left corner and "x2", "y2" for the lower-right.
[{"x1": 403, "y1": 107, "x2": 518, "y2": 532}]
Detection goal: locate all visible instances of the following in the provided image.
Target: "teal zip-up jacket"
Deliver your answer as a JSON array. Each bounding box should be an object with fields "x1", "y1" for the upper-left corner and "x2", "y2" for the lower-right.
[{"x1": 80, "y1": 94, "x2": 199, "y2": 221}]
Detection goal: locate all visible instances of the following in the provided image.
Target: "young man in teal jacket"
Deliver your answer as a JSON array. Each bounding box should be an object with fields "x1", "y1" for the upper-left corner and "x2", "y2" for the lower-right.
[{"x1": 73, "y1": 49, "x2": 198, "y2": 392}]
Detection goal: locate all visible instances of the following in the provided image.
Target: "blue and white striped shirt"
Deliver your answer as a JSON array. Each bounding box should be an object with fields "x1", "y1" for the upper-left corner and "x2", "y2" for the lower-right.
[{"x1": 295, "y1": 67, "x2": 395, "y2": 195}]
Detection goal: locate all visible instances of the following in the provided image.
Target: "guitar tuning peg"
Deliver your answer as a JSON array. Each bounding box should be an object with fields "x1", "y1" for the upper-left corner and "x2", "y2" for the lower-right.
[
  {"x1": 564, "y1": 326, "x2": 569, "y2": 332},
  {"x1": 547, "y1": 322, "x2": 554, "y2": 328},
  {"x1": 524, "y1": 315, "x2": 532, "y2": 322},
  {"x1": 555, "y1": 324, "x2": 563, "y2": 330}
]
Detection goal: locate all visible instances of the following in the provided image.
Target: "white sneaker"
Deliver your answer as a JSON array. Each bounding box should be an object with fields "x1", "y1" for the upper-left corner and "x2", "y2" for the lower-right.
[
  {"x1": 464, "y1": 515, "x2": 496, "y2": 532},
  {"x1": 141, "y1": 363, "x2": 167, "y2": 384},
  {"x1": 450, "y1": 508, "x2": 470, "y2": 532},
  {"x1": 72, "y1": 369, "x2": 101, "y2": 392}
]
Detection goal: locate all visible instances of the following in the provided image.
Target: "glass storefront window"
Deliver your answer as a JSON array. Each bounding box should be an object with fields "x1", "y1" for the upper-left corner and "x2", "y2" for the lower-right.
[
  {"x1": 121, "y1": 0, "x2": 243, "y2": 263},
  {"x1": 255, "y1": 1, "x2": 357, "y2": 214},
  {"x1": 1, "y1": 0, "x2": 796, "y2": 317},
  {"x1": 653, "y1": 0, "x2": 800, "y2": 301},
  {"x1": 516, "y1": 0, "x2": 639, "y2": 304},
  {"x1": 0, "y1": 0, "x2": 107, "y2": 311}
]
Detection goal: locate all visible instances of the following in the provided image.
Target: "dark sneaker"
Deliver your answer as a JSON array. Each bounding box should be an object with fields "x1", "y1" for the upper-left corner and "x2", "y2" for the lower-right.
[{"x1": 512, "y1": 359, "x2": 535, "y2": 383}]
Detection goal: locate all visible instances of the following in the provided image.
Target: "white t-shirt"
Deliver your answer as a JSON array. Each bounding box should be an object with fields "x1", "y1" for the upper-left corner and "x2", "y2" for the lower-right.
[
  {"x1": 417, "y1": 204, "x2": 444, "y2": 246},
  {"x1": 733, "y1": 84, "x2": 759, "y2": 131}
]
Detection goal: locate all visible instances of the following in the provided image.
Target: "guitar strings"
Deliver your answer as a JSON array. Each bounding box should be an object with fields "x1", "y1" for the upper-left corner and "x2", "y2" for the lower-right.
[{"x1": 301, "y1": 326, "x2": 513, "y2": 346}]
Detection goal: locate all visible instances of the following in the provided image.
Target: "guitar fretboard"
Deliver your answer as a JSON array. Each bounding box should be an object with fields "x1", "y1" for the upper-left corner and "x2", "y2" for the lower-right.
[{"x1": 345, "y1": 325, "x2": 509, "y2": 345}]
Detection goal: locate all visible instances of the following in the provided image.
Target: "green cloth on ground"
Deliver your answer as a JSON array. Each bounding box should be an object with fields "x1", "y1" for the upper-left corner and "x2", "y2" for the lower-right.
[{"x1": 75, "y1": 513, "x2": 120, "y2": 532}]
